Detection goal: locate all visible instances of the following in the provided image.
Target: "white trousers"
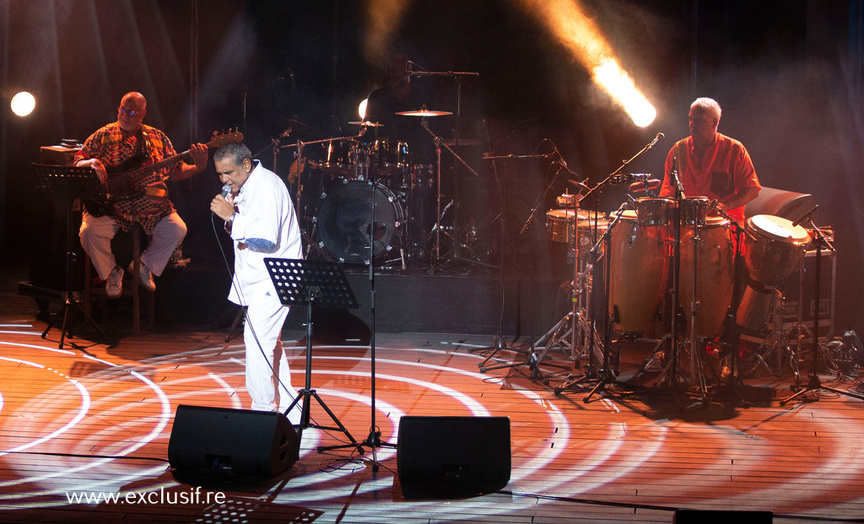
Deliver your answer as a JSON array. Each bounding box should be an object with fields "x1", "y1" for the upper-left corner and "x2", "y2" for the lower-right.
[
  {"x1": 79, "y1": 212, "x2": 187, "y2": 280},
  {"x1": 244, "y1": 298, "x2": 299, "y2": 424}
]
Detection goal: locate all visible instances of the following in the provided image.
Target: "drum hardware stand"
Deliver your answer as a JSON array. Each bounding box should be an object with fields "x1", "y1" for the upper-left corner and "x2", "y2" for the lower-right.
[
  {"x1": 420, "y1": 119, "x2": 493, "y2": 274},
  {"x1": 263, "y1": 259, "x2": 365, "y2": 459},
  {"x1": 685, "y1": 209, "x2": 711, "y2": 403},
  {"x1": 700, "y1": 201, "x2": 751, "y2": 406},
  {"x1": 780, "y1": 213, "x2": 864, "y2": 404},
  {"x1": 583, "y1": 206, "x2": 631, "y2": 403},
  {"x1": 474, "y1": 151, "x2": 560, "y2": 368},
  {"x1": 34, "y1": 164, "x2": 112, "y2": 349},
  {"x1": 555, "y1": 134, "x2": 665, "y2": 398}
]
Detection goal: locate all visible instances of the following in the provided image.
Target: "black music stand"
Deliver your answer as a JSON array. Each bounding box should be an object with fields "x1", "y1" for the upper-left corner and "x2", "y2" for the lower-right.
[
  {"x1": 264, "y1": 258, "x2": 364, "y2": 458},
  {"x1": 33, "y1": 163, "x2": 112, "y2": 349}
]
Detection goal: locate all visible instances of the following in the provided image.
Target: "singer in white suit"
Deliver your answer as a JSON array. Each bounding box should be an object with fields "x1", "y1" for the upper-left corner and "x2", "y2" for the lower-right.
[{"x1": 210, "y1": 142, "x2": 303, "y2": 424}]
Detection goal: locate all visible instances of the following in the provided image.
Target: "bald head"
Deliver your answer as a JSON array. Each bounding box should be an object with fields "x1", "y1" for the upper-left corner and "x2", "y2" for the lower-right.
[{"x1": 117, "y1": 92, "x2": 147, "y2": 133}]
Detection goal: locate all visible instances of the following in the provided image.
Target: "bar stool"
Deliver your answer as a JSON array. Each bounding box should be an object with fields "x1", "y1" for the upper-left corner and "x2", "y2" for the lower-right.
[{"x1": 83, "y1": 224, "x2": 155, "y2": 333}]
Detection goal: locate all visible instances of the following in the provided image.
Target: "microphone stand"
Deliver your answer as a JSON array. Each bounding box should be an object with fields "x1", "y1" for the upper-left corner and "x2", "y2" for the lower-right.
[
  {"x1": 475, "y1": 152, "x2": 565, "y2": 376},
  {"x1": 780, "y1": 212, "x2": 864, "y2": 404}
]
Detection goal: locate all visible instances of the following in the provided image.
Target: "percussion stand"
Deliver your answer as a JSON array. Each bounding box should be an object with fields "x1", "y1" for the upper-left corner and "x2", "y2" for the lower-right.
[
  {"x1": 686, "y1": 215, "x2": 710, "y2": 402},
  {"x1": 652, "y1": 164, "x2": 686, "y2": 396},
  {"x1": 780, "y1": 216, "x2": 864, "y2": 404}
]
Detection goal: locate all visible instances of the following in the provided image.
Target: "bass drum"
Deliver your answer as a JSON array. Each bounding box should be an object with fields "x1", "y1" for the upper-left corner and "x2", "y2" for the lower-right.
[{"x1": 316, "y1": 180, "x2": 403, "y2": 264}]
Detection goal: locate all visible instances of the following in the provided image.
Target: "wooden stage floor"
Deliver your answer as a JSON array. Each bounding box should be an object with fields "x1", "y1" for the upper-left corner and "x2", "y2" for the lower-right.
[{"x1": 2, "y1": 307, "x2": 864, "y2": 523}]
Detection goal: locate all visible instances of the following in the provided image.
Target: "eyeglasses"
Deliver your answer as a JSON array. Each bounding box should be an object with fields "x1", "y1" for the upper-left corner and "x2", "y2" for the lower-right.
[{"x1": 118, "y1": 107, "x2": 142, "y2": 118}]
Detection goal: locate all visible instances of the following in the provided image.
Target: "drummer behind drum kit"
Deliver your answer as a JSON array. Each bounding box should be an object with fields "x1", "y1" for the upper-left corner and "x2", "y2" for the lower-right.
[
  {"x1": 290, "y1": 111, "x2": 452, "y2": 266},
  {"x1": 543, "y1": 176, "x2": 823, "y2": 394}
]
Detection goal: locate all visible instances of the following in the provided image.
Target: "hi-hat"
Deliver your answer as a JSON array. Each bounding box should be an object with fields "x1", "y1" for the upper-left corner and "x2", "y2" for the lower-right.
[
  {"x1": 395, "y1": 109, "x2": 452, "y2": 117},
  {"x1": 348, "y1": 121, "x2": 383, "y2": 127}
]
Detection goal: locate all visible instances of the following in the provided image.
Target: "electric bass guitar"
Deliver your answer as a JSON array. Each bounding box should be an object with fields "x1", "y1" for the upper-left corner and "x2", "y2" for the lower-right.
[{"x1": 83, "y1": 130, "x2": 243, "y2": 217}]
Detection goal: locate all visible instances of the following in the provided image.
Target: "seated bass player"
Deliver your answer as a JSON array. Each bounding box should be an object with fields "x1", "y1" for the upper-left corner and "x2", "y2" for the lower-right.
[{"x1": 74, "y1": 91, "x2": 209, "y2": 298}]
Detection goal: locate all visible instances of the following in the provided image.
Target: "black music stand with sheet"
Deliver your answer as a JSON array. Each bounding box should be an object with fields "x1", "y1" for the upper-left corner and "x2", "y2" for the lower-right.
[
  {"x1": 33, "y1": 163, "x2": 111, "y2": 349},
  {"x1": 264, "y1": 258, "x2": 363, "y2": 457}
]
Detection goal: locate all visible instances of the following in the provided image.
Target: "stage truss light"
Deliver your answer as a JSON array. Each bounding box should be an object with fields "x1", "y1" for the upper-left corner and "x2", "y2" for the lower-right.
[{"x1": 10, "y1": 91, "x2": 36, "y2": 117}]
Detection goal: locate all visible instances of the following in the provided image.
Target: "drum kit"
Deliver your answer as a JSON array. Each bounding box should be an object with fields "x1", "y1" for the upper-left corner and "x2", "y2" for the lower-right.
[{"x1": 279, "y1": 109, "x2": 463, "y2": 267}]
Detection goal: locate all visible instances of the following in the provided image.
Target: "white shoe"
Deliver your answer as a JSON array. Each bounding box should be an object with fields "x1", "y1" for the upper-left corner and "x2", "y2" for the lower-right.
[
  {"x1": 129, "y1": 260, "x2": 155, "y2": 291},
  {"x1": 106, "y1": 266, "x2": 124, "y2": 299}
]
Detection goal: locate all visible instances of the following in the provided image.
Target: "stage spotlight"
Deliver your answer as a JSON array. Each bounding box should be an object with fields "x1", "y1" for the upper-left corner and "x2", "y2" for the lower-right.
[
  {"x1": 358, "y1": 98, "x2": 368, "y2": 120},
  {"x1": 515, "y1": 0, "x2": 656, "y2": 128},
  {"x1": 593, "y1": 59, "x2": 656, "y2": 127},
  {"x1": 10, "y1": 91, "x2": 36, "y2": 117}
]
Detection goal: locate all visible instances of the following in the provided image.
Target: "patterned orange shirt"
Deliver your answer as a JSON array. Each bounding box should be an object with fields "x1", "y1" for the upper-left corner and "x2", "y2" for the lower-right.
[{"x1": 74, "y1": 122, "x2": 180, "y2": 234}]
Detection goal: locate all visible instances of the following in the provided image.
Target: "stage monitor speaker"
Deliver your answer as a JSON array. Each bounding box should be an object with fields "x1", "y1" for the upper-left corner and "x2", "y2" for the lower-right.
[
  {"x1": 744, "y1": 186, "x2": 815, "y2": 221},
  {"x1": 674, "y1": 509, "x2": 773, "y2": 523},
  {"x1": 397, "y1": 416, "x2": 510, "y2": 498},
  {"x1": 168, "y1": 405, "x2": 296, "y2": 477}
]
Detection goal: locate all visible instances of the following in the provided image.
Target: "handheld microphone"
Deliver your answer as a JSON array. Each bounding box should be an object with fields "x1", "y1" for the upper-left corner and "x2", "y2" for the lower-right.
[{"x1": 221, "y1": 184, "x2": 232, "y2": 198}]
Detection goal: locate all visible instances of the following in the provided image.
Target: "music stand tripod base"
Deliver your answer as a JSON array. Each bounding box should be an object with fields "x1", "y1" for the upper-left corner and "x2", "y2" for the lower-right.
[
  {"x1": 32, "y1": 163, "x2": 112, "y2": 349},
  {"x1": 264, "y1": 258, "x2": 364, "y2": 456}
]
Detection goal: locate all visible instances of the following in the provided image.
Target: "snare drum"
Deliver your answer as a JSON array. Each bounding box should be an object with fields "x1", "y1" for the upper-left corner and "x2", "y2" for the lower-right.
[
  {"x1": 678, "y1": 216, "x2": 734, "y2": 338},
  {"x1": 608, "y1": 210, "x2": 669, "y2": 334},
  {"x1": 743, "y1": 214, "x2": 811, "y2": 286}
]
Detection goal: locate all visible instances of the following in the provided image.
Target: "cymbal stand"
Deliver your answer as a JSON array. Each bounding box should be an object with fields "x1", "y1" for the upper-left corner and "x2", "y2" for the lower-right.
[
  {"x1": 780, "y1": 215, "x2": 864, "y2": 404},
  {"x1": 420, "y1": 120, "x2": 494, "y2": 274}
]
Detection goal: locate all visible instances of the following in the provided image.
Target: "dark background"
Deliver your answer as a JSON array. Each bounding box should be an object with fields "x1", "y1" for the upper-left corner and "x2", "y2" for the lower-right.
[{"x1": 1, "y1": 0, "x2": 861, "y2": 335}]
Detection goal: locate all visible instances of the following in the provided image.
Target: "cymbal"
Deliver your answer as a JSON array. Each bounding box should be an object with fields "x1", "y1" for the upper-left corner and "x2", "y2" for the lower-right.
[
  {"x1": 348, "y1": 121, "x2": 383, "y2": 127},
  {"x1": 395, "y1": 109, "x2": 452, "y2": 117},
  {"x1": 443, "y1": 138, "x2": 483, "y2": 146}
]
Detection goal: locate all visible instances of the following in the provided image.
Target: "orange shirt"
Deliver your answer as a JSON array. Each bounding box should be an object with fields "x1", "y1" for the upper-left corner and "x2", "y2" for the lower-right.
[{"x1": 660, "y1": 133, "x2": 760, "y2": 224}]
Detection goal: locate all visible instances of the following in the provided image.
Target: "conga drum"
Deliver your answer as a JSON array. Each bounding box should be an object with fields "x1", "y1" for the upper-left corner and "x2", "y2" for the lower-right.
[
  {"x1": 679, "y1": 216, "x2": 735, "y2": 339},
  {"x1": 608, "y1": 210, "x2": 669, "y2": 334}
]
